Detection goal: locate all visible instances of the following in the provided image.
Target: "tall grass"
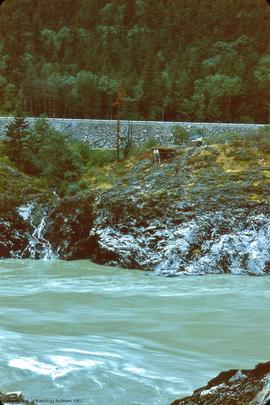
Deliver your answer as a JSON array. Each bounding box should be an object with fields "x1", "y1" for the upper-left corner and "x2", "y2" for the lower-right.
[{"x1": 87, "y1": 148, "x2": 116, "y2": 167}]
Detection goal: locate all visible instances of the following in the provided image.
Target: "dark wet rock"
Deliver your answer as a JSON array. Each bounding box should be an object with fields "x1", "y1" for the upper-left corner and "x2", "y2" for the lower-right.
[
  {"x1": 45, "y1": 193, "x2": 97, "y2": 259},
  {"x1": 171, "y1": 361, "x2": 270, "y2": 405},
  {"x1": 11, "y1": 193, "x2": 97, "y2": 260},
  {"x1": 0, "y1": 391, "x2": 36, "y2": 405},
  {"x1": 1, "y1": 142, "x2": 270, "y2": 274},
  {"x1": 89, "y1": 152, "x2": 270, "y2": 275},
  {"x1": 91, "y1": 204, "x2": 270, "y2": 275},
  {"x1": 0, "y1": 208, "x2": 28, "y2": 258}
]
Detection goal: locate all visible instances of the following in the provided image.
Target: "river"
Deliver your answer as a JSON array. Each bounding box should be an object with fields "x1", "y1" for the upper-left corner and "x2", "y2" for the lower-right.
[{"x1": 0, "y1": 259, "x2": 270, "y2": 405}]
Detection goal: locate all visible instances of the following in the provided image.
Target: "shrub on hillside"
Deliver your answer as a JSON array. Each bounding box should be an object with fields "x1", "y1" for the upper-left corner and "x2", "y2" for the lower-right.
[
  {"x1": 3, "y1": 116, "x2": 85, "y2": 190},
  {"x1": 142, "y1": 136, "x2": 159, "y2": 149},
  {"x1": 172, "y1": 126, "x2": 189, "y2": 145},
  {"x1": 246, "y1": 127, "x2": 270, "y2": 153},
  {"x1": 204, "y1": 131, "x2": 244, "y2": 145},
  {"x1": 87, "y1": 148, "x2": 116, "y2": 166}
]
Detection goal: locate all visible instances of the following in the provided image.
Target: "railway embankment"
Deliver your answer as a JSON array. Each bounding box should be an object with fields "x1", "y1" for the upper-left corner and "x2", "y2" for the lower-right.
[{"x1": 0, "y1": 117, "x2": 266, "y2": 147}]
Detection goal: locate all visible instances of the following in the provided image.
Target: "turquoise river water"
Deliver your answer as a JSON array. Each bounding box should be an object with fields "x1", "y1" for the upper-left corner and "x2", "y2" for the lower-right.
[{"x1": 0, "y1": 259, "x2": 270, "y2": 404}]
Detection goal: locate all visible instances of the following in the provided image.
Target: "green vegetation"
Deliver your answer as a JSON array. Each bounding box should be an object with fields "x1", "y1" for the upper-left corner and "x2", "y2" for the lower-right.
[
  {"x1": 1, "y1": 115, "x2": 270, "y2": 208},
  {"x1": 0, "y1": 116, "x2": 145, "y2": 197},
  {"x1": 0, "y1": 0, "x2": 269, "y2": 122},
  {"x1": 143, "y1": 137, "x2": 158, "y2": 149},
  {"x1": 2, "y1": 116, "x2": 84, "y2": 190},
  {"x1": 182, "y1": 130, "x2": 270, "y2": 204},
  {"x1": 101, "y1": 128, "x2": 270, "y2": 213},
  {"x1": 114, "y1": 120, "x2": 133, "y2": 161},
  {"x1": 172, "y1": 126, "x2": 189, "y2": 145},
  {"x1": 3, "y1": 116, "x2": 30, "y2": 170}
]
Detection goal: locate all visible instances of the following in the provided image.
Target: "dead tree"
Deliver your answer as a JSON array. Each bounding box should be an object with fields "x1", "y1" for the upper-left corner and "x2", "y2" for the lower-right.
[
  {"x1": 115, "y1": 118, "x2": 121, "y2": 160},
  {"x1": 122, "y1": 121, "x2": 133, "y2": 160}
]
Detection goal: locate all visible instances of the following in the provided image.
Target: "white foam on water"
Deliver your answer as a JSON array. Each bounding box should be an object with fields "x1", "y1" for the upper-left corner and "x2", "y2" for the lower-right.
[
  {"x1": 17, "y1": 203, "x2": 58, "y2": 260},
  {"x1": 124, "y1": 366, "x2": 146, "y2": 376},
  {"x1": 17, "y1": 203, "x2": 34, "y2": 222},
  {"x1": 60, "y1": 348, "x2": 121, "y2": 358},
  {"x1": 8, "y1": 357, "x2": 74, "y2": 379},
  {"x1": 50, "y1": 355, "x2": 103, "y2": 368},
  {"x1": 8, "y1": 355, "x2": 104, "y2": 380},
  {"x1": 124, "y1": 365, "x2": 173, "y2": 382}
]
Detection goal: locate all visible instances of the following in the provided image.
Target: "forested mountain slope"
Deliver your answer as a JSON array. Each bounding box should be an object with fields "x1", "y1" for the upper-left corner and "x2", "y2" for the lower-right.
[{"x1": 0, "y1": 0, "x2": 269, "y2": 122}]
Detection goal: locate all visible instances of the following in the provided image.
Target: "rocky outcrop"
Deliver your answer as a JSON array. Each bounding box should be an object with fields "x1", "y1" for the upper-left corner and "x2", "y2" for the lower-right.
[
  {"x1": 0, "y1": 391, "x2": 36, "y2": 405},
  {"x1": 92, "y1": 205, "x2": 270, "y2": 275},
  {"x1": 44, "y1": 193, "x2": 97, "y2": 260},
  {"x1": 6, "y1": 194, "x2": 97, "y2": 260},
  {"x1": 0, "y1": 189, "x2": 29, "y2": 258},
  {"x1": 1, "y1": 140, "x2": 270, "y2": 276},
  {"x1": 90, "y1": 147, "x2": 270, "y2": 275},
  {"x1": 0, "y1": 191, "x2": 95, "y2": 260},
  {"x1": 171, "y1": 361, "x2": 270, "y2": 405},
  {"x1": 0, "y1": 211, "x2": 28, "y2": 258}
]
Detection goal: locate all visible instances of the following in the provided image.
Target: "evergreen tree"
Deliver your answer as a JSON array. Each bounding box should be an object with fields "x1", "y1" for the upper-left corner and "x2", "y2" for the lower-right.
[
  {"x1": 3, "y1": 116, "x2": 29, "y2": 170},
  {"x1": 0, "y1": 0, "x2": 269, "y2": 122}
]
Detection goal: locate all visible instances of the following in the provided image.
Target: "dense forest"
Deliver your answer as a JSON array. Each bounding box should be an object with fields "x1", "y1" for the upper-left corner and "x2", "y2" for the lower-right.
[{"x1": 0, "y1": 0, "x2": 270, "y2": 122}]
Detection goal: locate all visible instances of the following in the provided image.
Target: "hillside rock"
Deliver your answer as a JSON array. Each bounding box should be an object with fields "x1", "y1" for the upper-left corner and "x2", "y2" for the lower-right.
[
  {"x1": 90, "y1": 148, "x2": 270, "y2": 275},
  {"x1": 171, "y1": 361, "x2": 270, "y2": 405},
  {"x1": 1, "y1": 141, "x2": 270, "y2": 276},
  {"x1": 0, "y1": 391, "x2": 36, "y2": 405}
]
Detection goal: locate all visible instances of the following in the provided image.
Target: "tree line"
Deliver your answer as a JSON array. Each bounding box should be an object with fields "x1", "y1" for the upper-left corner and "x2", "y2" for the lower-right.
[{"x1": 0, "y1": 0, "x2": 270, "y2": 123}]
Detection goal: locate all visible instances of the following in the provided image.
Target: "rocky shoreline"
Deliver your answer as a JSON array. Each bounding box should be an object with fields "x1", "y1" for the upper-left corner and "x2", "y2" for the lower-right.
[
  {"x1": 171, "y1": 361, "x2": 270, "y2": 405},
  {"x1": 0, "y1": 391, "x2": 36, "y2": 405},
  {"x1": 1, "y1": 136, "x2": 270, "y2": 403},
  {"x1": 2, "y1": 362, "x2": 270, "y2": 405},
  {"x1": 3, "y1": 193, "x2": 270, "y2": 275},
  {"x1": 1, "y1": 136, "x2": 270, "y2": 275}
]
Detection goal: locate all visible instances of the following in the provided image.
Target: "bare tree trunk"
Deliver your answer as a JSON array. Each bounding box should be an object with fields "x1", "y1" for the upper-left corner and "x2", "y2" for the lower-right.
[
  {"x1": 226, "y1": 97, "x2": 231, "y2": 121},
  {"x1": 43, "y1": 96, "x2": 47, "y2": 114},
  {"x1": 30, "y1": 97, "x2": 33, "y2": 116},
  {"x1": 53, "y1": 100, "x2": 56, "y2": 118},
  {"x1": 161, "y1": 105, "x2": 165, "y2": 121},
  {"x1": 115, "y1": 118, "x2": 120, "y2": 160},
  {"x1": 123, "y1": 122, "x2": 133, "y2": 160}
]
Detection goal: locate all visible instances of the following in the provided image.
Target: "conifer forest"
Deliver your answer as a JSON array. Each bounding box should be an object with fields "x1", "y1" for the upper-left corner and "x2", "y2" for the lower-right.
[{"x1": 0, "y1": 0, "x2": 270, "y2": 122}]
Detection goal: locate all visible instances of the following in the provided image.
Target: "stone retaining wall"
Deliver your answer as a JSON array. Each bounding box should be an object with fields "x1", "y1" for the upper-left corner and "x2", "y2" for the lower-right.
[{"x1": 0, "y1": 117, "x2": 266, "y2": 147}]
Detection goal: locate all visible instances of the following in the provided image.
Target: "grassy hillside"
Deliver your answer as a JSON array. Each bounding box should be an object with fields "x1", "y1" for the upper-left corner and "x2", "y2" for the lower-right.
[{"x1": 1, "y1": 120, "x2": 270, "y2": 209}]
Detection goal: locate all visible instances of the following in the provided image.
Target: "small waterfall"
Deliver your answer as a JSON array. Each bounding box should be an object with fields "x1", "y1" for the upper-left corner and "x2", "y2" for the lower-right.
[
  {"x1": 17, "y1": 202, "x2": 34, "y2": 222},
  {"x1": 17, "y1": 203, "x2": 57, "y2": 260}
]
